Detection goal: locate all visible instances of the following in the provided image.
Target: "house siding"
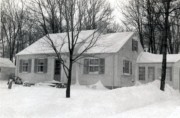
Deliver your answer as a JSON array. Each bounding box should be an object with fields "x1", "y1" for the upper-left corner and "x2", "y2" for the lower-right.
[
  {"x1": 173, "y1": 60, "x2": 180, "y2": 90},
  {"x1": 15, "y1": 32, "x2": 144, "y2": 88},
  {"x1": 77, "y1": 54, "x2": 115, "y2": 88},
  {"x1": 16, "y1": 54, "x2": 77, "y2": 84},
  {"x1": 136, "y1": 63, "x2": 174, "y2": 86},
  {"x1": 16, "y1": 54, "x2": 55, "y2": 83},
  {"x1": 117, "y1": 35, "x2": 144, "y2": 87},
  {"x1": 77, "y1": 34, "x2": 144, "y2": 88}
]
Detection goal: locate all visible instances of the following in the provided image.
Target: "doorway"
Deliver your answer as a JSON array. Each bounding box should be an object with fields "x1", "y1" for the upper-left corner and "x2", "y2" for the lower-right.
[
  {"x1": 148, "y1": 67, "x2": 155, "y2": 82},
  {"x1": 54, "y1": 59, "x2": 61, "y2": 81}
]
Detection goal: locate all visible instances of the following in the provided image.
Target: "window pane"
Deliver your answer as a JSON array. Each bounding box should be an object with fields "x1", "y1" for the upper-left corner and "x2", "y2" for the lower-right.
[
  {"x1": 132, "y1": 40, "x2": 138, "y2": 51},
  {"x1": 139, "y1": 67, "x2": 145, "y2": 80},
  {"x1": 94, "y1": 66, "x2": 99, "y2": 71},
  {"x1": 123, "y1": 60, "x2": 130, "y2": 74},
  {"x1": 90, "y1": 59, "x2": 99, "y2": 65},
  {"x1": 22, "y1": 61, "x2": 29, "y2": 72},
  {"x1": 37, "y1": 59, "x2": 44, "y2": 72}
]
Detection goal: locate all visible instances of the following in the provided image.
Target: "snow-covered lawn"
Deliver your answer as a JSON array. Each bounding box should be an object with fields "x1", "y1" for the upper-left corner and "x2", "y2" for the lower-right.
[{"x1": 0, "y1": 81, "x2": 180, "y2": 118}]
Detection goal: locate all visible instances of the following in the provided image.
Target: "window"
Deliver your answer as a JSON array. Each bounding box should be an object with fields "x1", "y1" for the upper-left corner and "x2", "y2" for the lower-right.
[
  {"x1": 19, "y1": 59, "x2": 32, "y2": 73},
  {"x1": 34, "y1": 59, "x2": 48, "y2": 73},
  {"x1": 148, "y1": 67, "x2": 155, "y2": 81},
  {"x1": 132, "y1": 39, "x2": 138, "y2": 51},
  {"x1": 22, "y1": 60, "x2": 29, "y2": 72},
  {"x1": 139, "y1": 67, "x2": 145, "y2": 80},
  {"x1": 84, "y1": 58, "x2": 105, "y2": 74},
  {"x1": 37, "y1": 59, "x2": 45, "y2": 72},
  {"x1": 89, "y1": 59, "x2": 99, "y2": 73},
  {"x1": 123, "y1": 60, "x2": 132, "y2": 75}
]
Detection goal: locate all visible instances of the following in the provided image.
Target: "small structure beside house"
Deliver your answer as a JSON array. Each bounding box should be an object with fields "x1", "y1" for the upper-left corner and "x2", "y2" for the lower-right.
[
  {"x1": 0, "y1": 58, "x2": 15, "y2": 80},
  {"x1": 15, "y1": 30, "x2": 143, "y2": 88},
  {"x1": 136, "y1": 52, "x2": 180, "y2": 90}
]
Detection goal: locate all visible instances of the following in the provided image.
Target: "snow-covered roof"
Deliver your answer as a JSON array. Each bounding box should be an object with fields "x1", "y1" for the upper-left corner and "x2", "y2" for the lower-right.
[
  {"x1": 17, "y1": 30, "x2": 96, "y2": 55},
  {"x1": 16, "y1": 31, "x2": 135, "y2": 55},
  {"x1": 137, "y1": 52, "x2": 180, "y2": 63},
  {"x1": 78, "y1": 32, "x2": 134, "y2": 54},
  {"x1": 0, "y1": 58, "x2": 15, "y2": 68}
]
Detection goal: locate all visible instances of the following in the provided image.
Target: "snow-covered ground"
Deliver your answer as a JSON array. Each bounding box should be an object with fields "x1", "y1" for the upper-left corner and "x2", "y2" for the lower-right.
[{"x1": 0, "y1": 80, "x2": 180, "y2": 118}]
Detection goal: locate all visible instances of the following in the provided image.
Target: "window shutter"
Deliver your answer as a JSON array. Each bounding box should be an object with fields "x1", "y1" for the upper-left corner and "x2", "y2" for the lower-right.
[
  {"x1": 135, "y1": 41, "x2": 138, "y2": 51},
  {"x1": 132, "y1": 40, "x2": 135, "y2": 51},
  {"x1": 19, "y1": 60, "x2": 23, "y2": 73},
  {"x1": 123, "y1": 60, "x2": 125, "y2": 73},
  {"x1": 84, "y1": 59, "x2": 89, "y2": 74},
  {"x1": 28, "y1": 59, "x2": 32, "y2": 73},
  {"x1": 130, "y1": 62, "x2": 132, "y2": 74},
  {"x1": 43, "y1": 59, "x2": 48, "y2": 73},
  {"x1": 99, "y1": 58, "x2": 105, "y2": 74},
  {"x1": 34, "y1": 59, "x2": 38, "y2": 73}
]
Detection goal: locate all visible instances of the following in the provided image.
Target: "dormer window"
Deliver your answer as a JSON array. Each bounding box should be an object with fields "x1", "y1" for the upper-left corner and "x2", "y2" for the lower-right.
[{"x1": 132, "y1": 39, "x2": 138, "y2": 51}]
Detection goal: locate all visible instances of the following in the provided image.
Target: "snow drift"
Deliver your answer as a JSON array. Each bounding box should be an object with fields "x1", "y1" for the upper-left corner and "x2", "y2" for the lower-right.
[{"x1": 0, "y1": 80, "x2": 180, "y2": 118}]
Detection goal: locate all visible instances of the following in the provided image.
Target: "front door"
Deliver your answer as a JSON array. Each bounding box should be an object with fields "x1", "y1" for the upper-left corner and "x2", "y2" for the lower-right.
[
  {"x1": 148, "y1": 67, "x2": 155, "y2": 82},
  {"x1": 54, "y1": 60, "x2": 61, "y2": 81}
]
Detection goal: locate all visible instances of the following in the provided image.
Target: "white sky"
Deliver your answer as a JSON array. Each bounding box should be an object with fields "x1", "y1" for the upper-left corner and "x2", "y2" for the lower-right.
[
  {"x1": 0, "y1": 0, "x2": 130, "y2": 25},
  {"x1": 108, "y1": 0, "x2": 130, "y2": 24}
]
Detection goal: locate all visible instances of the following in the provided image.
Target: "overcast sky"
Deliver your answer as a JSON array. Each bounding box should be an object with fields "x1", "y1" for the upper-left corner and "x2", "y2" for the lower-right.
[
  {"x1": 108, "y1": 0, "x2": 130, "y2": 24},
  {"x1": 0, "y1": 0, "x2": 129, "y2": 25}
]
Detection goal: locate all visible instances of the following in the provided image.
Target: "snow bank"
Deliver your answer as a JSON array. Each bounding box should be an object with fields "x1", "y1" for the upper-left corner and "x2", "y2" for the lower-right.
[
  {"x1": 0, "y1": 80, "x2": 180, "y2": 118},
  {"x1": 86, "y1": 81, "x2": 107, "y2": 90}
]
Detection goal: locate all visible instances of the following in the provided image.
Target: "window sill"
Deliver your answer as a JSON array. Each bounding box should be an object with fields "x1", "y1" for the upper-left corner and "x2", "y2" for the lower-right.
[
  {"x1": 22, "y1": 71, "x2": 29, "y2": 73},
  {"x1": 89, "y1": 72, "x2": 99, "y2": 74},
  {"x1": 37, "y1": 72, "x2": 44, "y2": 74},
  {"x1": 123, "y1": 73, "x2": 131, "y2": 76}
]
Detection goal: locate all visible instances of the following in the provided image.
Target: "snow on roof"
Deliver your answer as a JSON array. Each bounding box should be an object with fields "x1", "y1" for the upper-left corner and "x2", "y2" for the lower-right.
[
  {"x1": 137, "y1": 52, "x2": 180, "y2": 63},
  {"x1": 16, "y1": 30, "x2": 96, "y2": 55},
  {"x1": 16, "y1": 31, "x2": 135, "y2": 55},
  {"x1": 78, "y1": 32, "x2": 134, "y2": 54},
  {"x1": 0, "y1": 58, "x2": 15, "y2": 68}
]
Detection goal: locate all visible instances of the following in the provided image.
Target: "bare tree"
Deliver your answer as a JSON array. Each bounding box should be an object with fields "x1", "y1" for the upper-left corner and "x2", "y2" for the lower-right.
[
  {"x1": 38, "y1": 0, "x2": 111, "y2": 98},
  {"x1": 160, "y1": 0, "x2": 180, "y2": 91},
  {"x1": 27, "y1": 0, "x2": 64, "y2": 34},
  {"x1": 1, "y1": 0, "x2": 28, "y2": 61},
  {"x1": 82, "y1": 0, "x2": 113, "y2": 30},
  {"x1": 120, "y1": 0, "x2": 145, "y2": 49}
]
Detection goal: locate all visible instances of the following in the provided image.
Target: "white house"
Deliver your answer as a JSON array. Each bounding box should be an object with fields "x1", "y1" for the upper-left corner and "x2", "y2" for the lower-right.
[{"x1": 15, "y1": 30, "x2": 144, "y2": 88}]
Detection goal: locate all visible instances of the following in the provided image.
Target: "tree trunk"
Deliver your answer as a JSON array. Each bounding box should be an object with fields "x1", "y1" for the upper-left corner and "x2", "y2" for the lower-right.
[
  {"x1": 66, "y1": 59, "x2": 73, "y2": 98},
  {"x1": 160, "y1": 0, "x2": 170, "y2": 91}
]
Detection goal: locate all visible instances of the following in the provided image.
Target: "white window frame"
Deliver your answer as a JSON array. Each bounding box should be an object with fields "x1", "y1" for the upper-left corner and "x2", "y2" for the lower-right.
[
  {"x1": 22, "y1": 60, "x2": 29, "y2": 72},
  {"x1": 37, "y1": 59, "x2": 45, "y2": 73},
  {"x1": 123, "y1": 60, "x2": 131, "y2": 75},
  {"x1": 89, "y1": 58, "x2": 99, "y2": 74}
]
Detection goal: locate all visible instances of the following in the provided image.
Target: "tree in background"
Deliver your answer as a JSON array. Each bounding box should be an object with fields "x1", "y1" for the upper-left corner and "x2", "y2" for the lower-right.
[
  {"x1": 120, "y1": 0, "x2": 180, "y2": 54},
  {"x1": 0, "y1": 0, "x2": 28, "y2": 61},
  {"x1": 120, "y1": 0, "x2": 180, "y2": 91},
  {"x1": 81, "y1": 0, "x2": 113, "y2": 30}
]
